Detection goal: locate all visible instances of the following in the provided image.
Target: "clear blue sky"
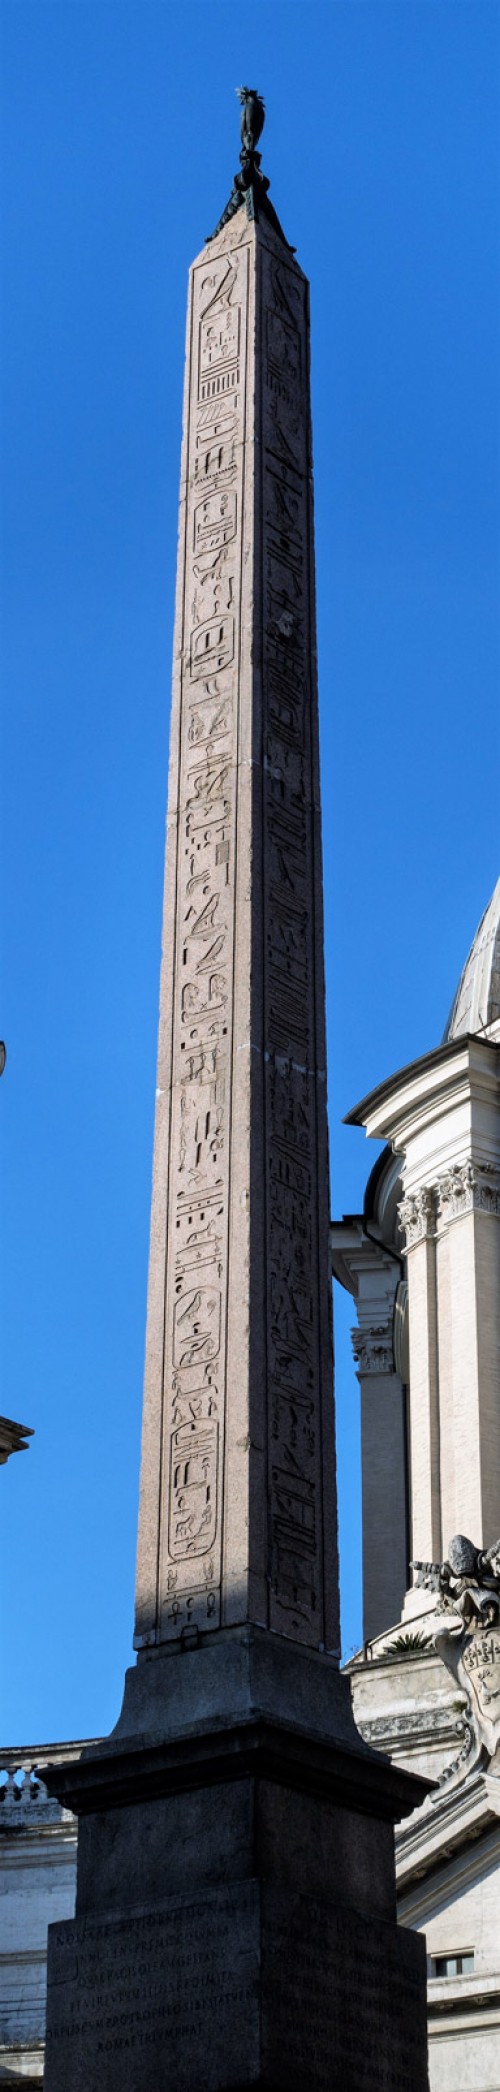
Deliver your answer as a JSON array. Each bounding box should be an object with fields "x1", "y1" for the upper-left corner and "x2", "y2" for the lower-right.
[{"x1": 1, "y1": 1, "x2": 499, "y2": 1743}]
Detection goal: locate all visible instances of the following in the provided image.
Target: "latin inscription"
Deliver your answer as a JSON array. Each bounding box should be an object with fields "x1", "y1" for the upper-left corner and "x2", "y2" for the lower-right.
[
  {"x1": 45, "y1": 1892, "x2": 258, "y2": 2087},
  {"x1": 45, "y1": 1892, "x2": 427, "y2": 2092},
  {"x1": 265, "y1": 1895, "x2": 427, "y2": 2092}
]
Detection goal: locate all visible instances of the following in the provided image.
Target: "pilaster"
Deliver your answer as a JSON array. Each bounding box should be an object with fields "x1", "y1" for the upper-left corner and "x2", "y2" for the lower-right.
[
  {"x1": 330, "y1": 1220, "x2": 407, "y2": 1642},
  {"x1": 398, "y1": 1190, "x2": 441, "y2": 1571},
  {"x1": 348, "y1": 1036, "x2": 500, "y2": 1591}
]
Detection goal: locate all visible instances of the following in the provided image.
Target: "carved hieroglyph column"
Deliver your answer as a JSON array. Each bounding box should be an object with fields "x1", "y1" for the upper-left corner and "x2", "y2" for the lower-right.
[{"x1": 134, "y1": 205, "x2": 339, "y2": 1659}]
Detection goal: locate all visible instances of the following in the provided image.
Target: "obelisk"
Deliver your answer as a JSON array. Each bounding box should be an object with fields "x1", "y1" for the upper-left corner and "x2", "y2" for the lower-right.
[
  {"x1": 42, "y1": 95, "x2": 430, "y2": 2092},
  {"x1": 133, "y1": 84, "x2": 339, "y2": 1664}
]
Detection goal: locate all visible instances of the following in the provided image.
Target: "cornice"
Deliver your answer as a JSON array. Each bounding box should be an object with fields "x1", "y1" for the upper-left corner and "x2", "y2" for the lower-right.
[
  {"x1": 399, "y1": 1818, "x2": 500, "y2": 1928},
  {"x1": 395, "y1": 1769, "x2": 500, "y2": 1895},
  {"x1": 0, "y1": 1828, "x2": 76, "y2": 1866},
  {"x1": 40, "y1": 1716, "x2": 428, "y2": 1826},
  {"x1": 359, "y1": 1708, "x2": 459, "y2": 1750},
  {"x1": 330, "y1": 1220, "x2": 401, "y2": 1311},
  {"x1": 345, "y1": 1033, "x2": 500, "y2": 1152}
]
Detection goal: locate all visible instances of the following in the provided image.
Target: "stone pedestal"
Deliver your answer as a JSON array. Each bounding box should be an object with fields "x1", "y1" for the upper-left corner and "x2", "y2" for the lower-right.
[
  {"x1": 42, "y1": 112, "x2": 430, "y2": 2092},
  {"x1": 44, "y1": 1634, "x2": 428, "y2": 2092}
]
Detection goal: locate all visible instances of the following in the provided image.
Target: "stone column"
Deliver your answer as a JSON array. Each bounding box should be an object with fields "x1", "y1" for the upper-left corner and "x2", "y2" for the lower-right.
[
  {"x1": 42, "y1": 114, "x2": 429, "y2": 2092},
  {"x1": 353, "y1": 1315, "x2": 408, "y2": 1644},
  {"x1": 399, "y1": 1158, "x2": 500, "y2": 1566},
  {"x1": 398, "y1": 1190, "x2": 442, "y2": 1573},
  {"x1": 434, "y1": 1165, "x2": 500, "y2": 1546}
]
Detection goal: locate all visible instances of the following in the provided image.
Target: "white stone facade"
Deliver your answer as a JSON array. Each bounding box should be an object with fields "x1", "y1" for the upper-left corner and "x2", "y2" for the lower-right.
[
  {"x1": 335, "y1": 880, "x2": 500, "y2": 2091},
  {"x1": 349, "y1": 1032, "x2": 500, "y2": 1586},
  {"x1": 0, "y1": 1748, "x2": 80, "y2": 2087}
]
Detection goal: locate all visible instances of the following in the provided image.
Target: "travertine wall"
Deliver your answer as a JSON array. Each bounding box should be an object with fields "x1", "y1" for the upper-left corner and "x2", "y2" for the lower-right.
[
  {"x1": 406, "y1": 1231, "x2": 442, "y2": 1567},
  {"x1": 401, "y1": 1826, "x2": 500, "y2": 2092},
  {"x1": 348, "y1": 1035, "x2": 500, "y2": 1595},
  {"x1": 401, "y1": 1157, "x2": 500, "y2": 1563},
  {"x1": 0, "y1": 1754, "x2": 79, "y2": 2088}
]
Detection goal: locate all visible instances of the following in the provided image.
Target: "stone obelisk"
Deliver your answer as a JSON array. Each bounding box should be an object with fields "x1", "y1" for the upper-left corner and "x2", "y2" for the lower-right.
[
  {"x1": 134, "y1": 95, "x2": 339, "y2": 1666},
  {"x1": 43, "y1": 95, "x2": 430, "y2": 2092}
]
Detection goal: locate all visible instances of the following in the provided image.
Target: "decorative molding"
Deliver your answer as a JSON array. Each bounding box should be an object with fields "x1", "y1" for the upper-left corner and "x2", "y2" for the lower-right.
[
  {"x1": 351, "y1": 1323, "x2": 394, "y2": 1377},
  {"x1": 358, "y1": 1708, "x2": 462, "y2": 1746},
  {"x1": 398, "y1": 1165, "x2": 500, "y2": 1248},
  {"x1": 436, "y1": 1160, "x2": 500, "y2": 1226},
  {"x1": 0, "y1": 1412, "x2": 33, "y2": 1464},
  {"x1": 397, "y1": 1187, "x2": 435, "y2": 1250}
]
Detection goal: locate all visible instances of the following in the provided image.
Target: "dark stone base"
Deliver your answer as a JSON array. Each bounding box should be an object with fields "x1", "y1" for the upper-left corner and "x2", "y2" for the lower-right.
[
  {"x1": 42, "y1": 1633, "x2": 430, "y2": 2092},
  {"x1": 45, "y1": 1880, "x2": 427, "y2": 2092}
]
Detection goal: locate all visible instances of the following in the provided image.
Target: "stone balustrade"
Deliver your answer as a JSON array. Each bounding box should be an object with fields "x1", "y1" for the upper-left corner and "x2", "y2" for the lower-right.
[
  {"x1": 0, "y1": 1742, "x2": 86, "y2": 1824},
  {"x1": 1, "y1": 1759, "x2": 50, "y2": 1817},
  {"x1": 0, "y1": 1741, "x2": 87, "y2": 2084}
]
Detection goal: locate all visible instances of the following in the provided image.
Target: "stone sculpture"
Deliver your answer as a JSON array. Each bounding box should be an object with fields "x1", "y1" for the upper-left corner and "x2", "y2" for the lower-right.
[
  {"x1": 414, "y1": 1534, "x2": 500, "y2": 1783},
  {"x1": 207, "y1": 85, "x2": 290, "y2": 244}
]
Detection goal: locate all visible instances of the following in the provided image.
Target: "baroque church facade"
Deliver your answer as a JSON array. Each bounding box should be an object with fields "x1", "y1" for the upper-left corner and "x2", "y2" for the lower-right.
[
  {"x1": 2, "y1": 877, "x2": 499, "y2": 2089},
  {"x1": 332, "y1": 874, "x2": 500, "y2": 2091}
]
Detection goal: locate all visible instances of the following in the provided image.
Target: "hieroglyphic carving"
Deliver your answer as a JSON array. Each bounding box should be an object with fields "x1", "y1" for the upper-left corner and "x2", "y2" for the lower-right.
[
  {"x1": 153, "y1": 245, "x2": 249, "y2": 1641},
  {"x1": 140, "y1": 226, "x2": 334, "y2": 1653},
  {"x1": 260, "y1": 247, "x2": 327, "y2": 1641}
]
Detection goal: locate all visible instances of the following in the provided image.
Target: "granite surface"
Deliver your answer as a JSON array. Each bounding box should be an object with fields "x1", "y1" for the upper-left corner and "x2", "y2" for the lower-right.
[{"x1": 45, "y1": 1880, "x2": 428, "y2": 2092}]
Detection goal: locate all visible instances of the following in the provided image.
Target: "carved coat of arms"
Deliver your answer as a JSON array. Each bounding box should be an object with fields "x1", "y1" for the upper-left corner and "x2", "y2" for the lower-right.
[{"x1": 413, "y1": 1533, "x2": 500, "y2": 1789}]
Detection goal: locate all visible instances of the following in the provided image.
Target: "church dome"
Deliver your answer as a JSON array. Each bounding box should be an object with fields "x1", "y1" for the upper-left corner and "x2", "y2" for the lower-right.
[{"x1": 444, "y1": 877, "x2": 500, "y2": 1041}]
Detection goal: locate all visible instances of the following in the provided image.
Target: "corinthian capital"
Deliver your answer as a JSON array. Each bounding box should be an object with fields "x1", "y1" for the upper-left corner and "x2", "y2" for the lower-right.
[
  {"x1": 351, "y1": 1323, "x2": 394, "y2": 1376},
  {"x1": 436, "y1": 1161, "x2": 500, "y2": 1226},
  {"x1": 397, "y1": 1186, "x2": 435, "y2": 1250}
]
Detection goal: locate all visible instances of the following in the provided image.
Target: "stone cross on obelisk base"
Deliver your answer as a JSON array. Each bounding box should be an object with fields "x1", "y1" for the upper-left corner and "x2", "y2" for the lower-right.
[{"x1": 43, "y1": 96, "x2": 430, "y2": 2092}]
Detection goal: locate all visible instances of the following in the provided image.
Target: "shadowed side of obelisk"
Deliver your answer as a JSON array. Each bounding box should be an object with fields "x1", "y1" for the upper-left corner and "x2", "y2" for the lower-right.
[{"x1": 42, "y1": 95, "x2": 430, "y2": 2092}]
